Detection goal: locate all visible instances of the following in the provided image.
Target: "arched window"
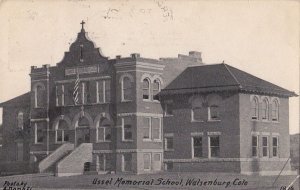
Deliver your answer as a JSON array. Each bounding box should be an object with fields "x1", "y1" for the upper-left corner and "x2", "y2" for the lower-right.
[
  {"x1": 122, "y1": 77, "x2": 133, "y2": 101},
  {"x1": 191, "y1": 97, "x2": 204, "y2": 122},
  {"x1": 207, "y1": 94, "x2": 221, "y2": 121},
  {"x1": 272, "y1": 99, "x2": 279, "y2": 121},
  {"x1": 78, "y1": 116, "x2": 90, "y2": 127},
  {"x1": 56, "y1": 120, "x2": 69, "y2": 143},
  {"x1": 251, "y1": 97, "x2": 259, "y2": 120},
  {"x1": 262, "y1": 98, "x2": 269, "y2": 120},
  {"x1": 34, "y1": 84, "x2": 45, "y2": 108},
  {"x1": 142, "y1": 78, "x2": 150, "y2": 100},
  {"x1": 97, "y1": 118, "x2": 111, "y2": 142},
  {"x1": 17, "y1": 111, "x2": 24, "y2": 130},
  {"x1": 153, "y1": 79, "x2": 160, "y2": 101},
  {"x1": 208, "y1": 105, "x2": 219, "y2": 120}
]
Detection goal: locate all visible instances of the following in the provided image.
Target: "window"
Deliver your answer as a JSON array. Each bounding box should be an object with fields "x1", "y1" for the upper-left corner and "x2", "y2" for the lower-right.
[
  {"x1": 153, "y1": 79, "x2": 160, "y2": 101},
  {"x1": 16, "y1": 142, "x2": 23, "y2": 162},
  {"x1": 164, "y1": 103, "x2": 173, "y2": 116},
  {"x1": 56, "y1": 120, "x2": 69, "y2": 143},
  {"x1": 208, "y1": 105, "x2": 219, "y2": 120},
  {"x1": 56, "y1": 85, "x2": 64, "y2": 106},
  {"x1": 81, "y1": 81, "x2": 91, "y2": 104},
  {"x1": 34, "y1": 84, "x2": 45, "y2": 108},
  {"x1": 191, "y1": 98, "x2": 204, "y2": 122},
  {"x1": 272, "y1": 100, "x2": 279, "y2": 121},
  {"x1": 142, "y1": 78, "x2": 150, "y2": 100},
  {"x1": 209, "y1": 136, "x2": 220, "y2": 158},
  {"x1": 153, "y1": 153, "x2": 161, "y2": 171},
  {"x1": 252, "y1": 136, "x2": 258, "y2": 157},
  {"x1": 193, "y1": 136, "x2": 203, "y2": 158},
  {"x1": 97, "y1": 81, "x2": 104, "y2": 103},
  {"x1": 35, "y1": 123, "x2": 44, "y2": 144},
  {"x1": 99, "y1": 154, "x2": 112, "y2": 171},
  {"x1": 272, "y1": 137, "x2": 278, "y2": 157},
  {"x1": 152, "y1": 118, "x2": 161, "y2": 140},
  {"x1": 165, "y1": 163, "x2": 173, "y2": 171},
  {"x1": 64, "y1": 83, "x2": 74, "y2": 105},
  {"x1": 142, "y1": 117, "x2": 151, "y2": 140},
  {"x1": 105, "y1": 80, "x2": 111, "y2": 103},
  {"x1": 262, "y1": 99, "x2": 269, "y2": 120},
  {"x1": 17, "y1": 111, "x2": 24, "y2": 130},
  {"x1": 165, "y1": 137, "x2": 173, "y2": 150},
  {"x1": 251, "y1": 97, "x2": 259, "y2": 120},
  {"x1": 123, "y1": 154, "x2": 132, "y2": 172},
  {"x1": 97, "y1": 118, "x2": 111, "y2": 142},
  {"x1": 122, "y1": 77, "x2": 132, "y2": 101},
  {"x1": 97, "y1": 80, "x2": 111, "y2": 103},
  {"x1": 123, "y1": 118, "x2": 133, "y2": 141},
  {"x1": 262, "y1": 136, "x2": 269, "y2": 157},
  {"x1": 143, "y1": 153, "x2": 151, "y2": 170}
]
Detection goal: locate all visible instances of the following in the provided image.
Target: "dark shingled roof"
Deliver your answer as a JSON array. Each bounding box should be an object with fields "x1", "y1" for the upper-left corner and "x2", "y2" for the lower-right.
[
  {"x1": 0, "y1": 92, "x2": 31, "y2": 107},
  {"x1": 162, "y1": 63, "x2": 297, "y2": 97}
]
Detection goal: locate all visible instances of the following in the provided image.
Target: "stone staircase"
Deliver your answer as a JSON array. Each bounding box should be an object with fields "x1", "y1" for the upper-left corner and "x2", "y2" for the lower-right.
[
  {"x1": 56, "y1": 143, "x2": 93, "y2": 177},
  {"x1": 38, "y1": 143, "x2": 74, "y2": 173}
]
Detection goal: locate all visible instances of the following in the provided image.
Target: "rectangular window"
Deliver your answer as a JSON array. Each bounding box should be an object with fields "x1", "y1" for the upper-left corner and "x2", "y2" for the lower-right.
[
  {"x1": 142, "y1": 117, "x2": 151, "y2": 140},
  {"x1": 97, "y1": 127, "x2": 111, "y2": 142},
  {"x1": 35, "y1": 123, "x2": 44, "y2": 144},
  {"x1": 99, "y1": 154, "x2": 112, "y2": 171},
  {"x1": 123, "y1": 154, "x2": 132, "y2": 172},
  {"x1": 262, "y1": 136, "x2": 269, "y2": 157},
  {"x1": 16, "y1": 143, "x2": 23, "y2": 162},
  {"x1": 209, "y1": 136, "x2": 220, "y2": 158},
  {"x1": 252, "y1": 136, "x2": 258, "y2": 157},
  {"x1": 165, "y1": 103, "x2": 173, "y2": 116},
  {"x1": 272, "y1": 137, "x2": 278, "y2": 157},
  {"x1": 193, "y1": 136, "x2": 203, "y2": 158},
  {"x1": 104, "y1": 80, "x2": 111, "y2": 103},
  {"x1": 143, "y1": 153, "x2": 151, "y2": 170},
  {"x1": 97, "y1": 81, "x2": 104, "y2": 103},
  {"x1": 56, "y1": 85, "x2": 64, "y2": 106},
  {"x1": 165, "y1": 137, "x2": 173, "y2": 150},
  {"x1": 64, "y1": 83, "x2": 74, "y2": 105},
  {"x1": 123, "y1": 118, "x2": 133, "y2": 141},
  {"x1": 152, "y1": 118, "x2": 161, "y2": 140},
  {"x1": 165, "y1": 163, "x2": 173, "y2": 171},
  {"x1": 152, "y1": 153, "x2": 161, "y2": 171}
]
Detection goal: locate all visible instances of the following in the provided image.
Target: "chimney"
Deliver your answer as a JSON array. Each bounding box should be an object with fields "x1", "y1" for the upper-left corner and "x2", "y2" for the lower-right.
[
  {"x1": 31, "y1": 66, "x2": 37, "y2": 70},
  {"x1": 131, "y1": 53, "x2": 140, "y2": 59},
  {"x1": 189, "y1": 51, "x2": 202, "y2": 62},
  {"x1": 43, "y1": 64, "x2": 50, "y2": 68},
  {"x1": 116, "y1": 55, "x2": 122, "y2": 59}
]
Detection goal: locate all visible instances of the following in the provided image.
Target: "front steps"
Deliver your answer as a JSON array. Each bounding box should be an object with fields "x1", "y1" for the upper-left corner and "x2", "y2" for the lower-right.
[
  {"x1": 38, "y1": 143, "x2": 74, "y2": 173},
  {"x1": 56, "y1": 143, "x2": 93, "y2": 177}
]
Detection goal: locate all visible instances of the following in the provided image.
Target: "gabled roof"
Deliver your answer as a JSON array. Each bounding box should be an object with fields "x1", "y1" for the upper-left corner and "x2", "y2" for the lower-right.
[
  {"x1": 0, "y1": 92, "x2": 31, "y2": 107},
  {"x1": 161, "y1": 63, "x2": 297, "y2": 97}
]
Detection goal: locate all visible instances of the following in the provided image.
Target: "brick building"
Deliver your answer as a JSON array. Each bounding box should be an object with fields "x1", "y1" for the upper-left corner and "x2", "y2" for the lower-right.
[{"x1": 0, "y1": 23, "x2": 297, "y2": 176}]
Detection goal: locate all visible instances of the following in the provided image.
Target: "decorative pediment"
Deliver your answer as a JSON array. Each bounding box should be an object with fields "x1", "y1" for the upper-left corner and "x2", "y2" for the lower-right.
[{"x1": 57, "y1": 21, "x2": 108, "y2": 67}]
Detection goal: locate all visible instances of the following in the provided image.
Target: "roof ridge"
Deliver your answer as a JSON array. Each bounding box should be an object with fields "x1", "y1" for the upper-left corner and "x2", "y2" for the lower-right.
[{"x1": 223, "y1": 64, "x2": 242, "y2": 88}]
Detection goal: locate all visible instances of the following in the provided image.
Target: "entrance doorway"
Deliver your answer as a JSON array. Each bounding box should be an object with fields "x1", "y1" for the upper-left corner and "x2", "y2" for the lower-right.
[{"x1": 76, "y1": 116, "x2": 91, "y2": 146}]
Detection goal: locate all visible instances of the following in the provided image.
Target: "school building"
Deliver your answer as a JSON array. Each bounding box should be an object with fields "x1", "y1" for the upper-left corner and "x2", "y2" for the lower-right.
[{"x1": 0, "y1": 22, "x2": 297, "y2": 176}]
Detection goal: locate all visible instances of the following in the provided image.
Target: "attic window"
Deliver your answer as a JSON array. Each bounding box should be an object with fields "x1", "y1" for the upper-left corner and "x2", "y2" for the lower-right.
[{"x1": 80, "y1": 44, "x2": 84, "y2": 62}]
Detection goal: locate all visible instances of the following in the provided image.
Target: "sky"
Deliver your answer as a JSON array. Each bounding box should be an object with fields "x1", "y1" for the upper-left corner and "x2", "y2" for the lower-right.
[{"x1": 0, "y1": 0, "x2": 299, "y2": 134}]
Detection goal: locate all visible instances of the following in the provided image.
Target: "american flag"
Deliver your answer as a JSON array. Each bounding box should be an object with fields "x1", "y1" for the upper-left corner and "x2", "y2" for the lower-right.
[{"x1": 73, "y1": 73, "x2": 80, "y2": 105}]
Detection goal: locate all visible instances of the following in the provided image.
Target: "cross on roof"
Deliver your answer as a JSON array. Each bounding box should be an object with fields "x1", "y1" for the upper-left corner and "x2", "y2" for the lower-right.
[{"x1": 80, "y1": 20, "x2": 85, "y2": 30}]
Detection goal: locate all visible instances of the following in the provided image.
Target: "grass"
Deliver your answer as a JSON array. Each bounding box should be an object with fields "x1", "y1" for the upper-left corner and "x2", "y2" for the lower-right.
[{"x1": 0, "y1": 172, "x2": 299, "y2": 190}]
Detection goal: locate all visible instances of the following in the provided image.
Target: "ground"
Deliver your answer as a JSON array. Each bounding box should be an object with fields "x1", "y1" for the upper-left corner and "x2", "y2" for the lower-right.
[{"x1": 0, "y1": 172, "x2": 299, "y2": 190}]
